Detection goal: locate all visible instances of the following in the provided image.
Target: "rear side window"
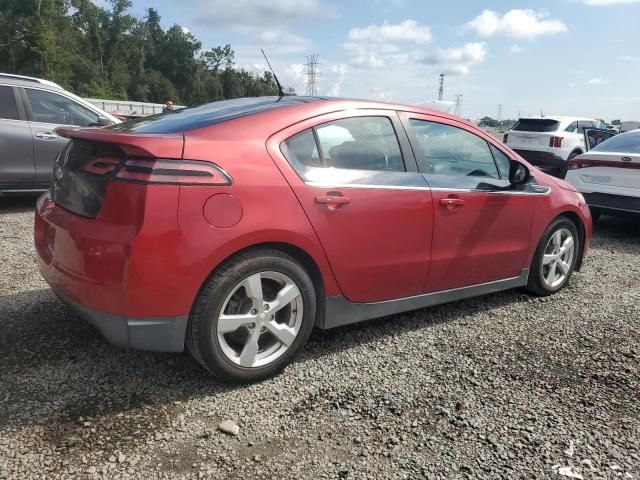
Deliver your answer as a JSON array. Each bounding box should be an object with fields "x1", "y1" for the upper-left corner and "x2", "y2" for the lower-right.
[
  {"x1": 564, "y1": 121, "x2": 578, "y2": 133},
  {"x1": 283, "y1": 116, "x2": 405, "y2": 179},
  {"x1": 592, "y1": 132, "x2": 640, "y2": 154},
  {"x1": 512, "y1": 119, "x2": 559, "y2": 132},
  {"x1": 0, "y1": 85, "x2": 19, "y2": 120},
  {"x1": 409, "y1": 119, "x2": 500, "y2": 179}
]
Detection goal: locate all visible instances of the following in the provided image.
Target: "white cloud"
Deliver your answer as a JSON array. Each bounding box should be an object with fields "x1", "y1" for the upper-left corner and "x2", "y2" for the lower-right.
[
  {"x1": 286, "y1": 63, "x2": 306, "y2": 81},
  {"x1": 579, "y1": 0, "x2": 640, "y2": 4},
  {"x1": 369, "y1": 86, "x2": 395, "y2": 101},
  {"x1": 509, "y1": 45, "x2": 524, "y2": 54},
  {"x1": 193, "y1": 0, "x2": 336, "y2": 28},
  {"x1": 327, "y1": 64, "x2": 348, "y2": 96},
  {"x1": 466, "y1": 9, "x2": 567, "y2": 39},
  {"x1": 418, "y1": 42, "x2": 487, "y2": 76},
  {"x1": 181, "y1": 26, "x2": 191, "y2": 34},
  {"x1": 348, "y1": 19, "x2": 432, "y2": 44},
  {"x1": 587, "y1": 78, "x2": 610, "y2": 85},
  {"x1": 568, "y1": 82, "x2": 577, "y2": 87},
  {"x1": 343, "y1": 19, "x2": 431, "y2": 69}
]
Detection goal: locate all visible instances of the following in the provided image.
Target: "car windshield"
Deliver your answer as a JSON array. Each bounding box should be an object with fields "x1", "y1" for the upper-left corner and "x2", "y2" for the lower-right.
[
  {"x1": 512, "y1": 119, "x2": 559, "y2": 132},
  {"x1": 591, "y1": 131, "x2": 640, "y2": 154}
]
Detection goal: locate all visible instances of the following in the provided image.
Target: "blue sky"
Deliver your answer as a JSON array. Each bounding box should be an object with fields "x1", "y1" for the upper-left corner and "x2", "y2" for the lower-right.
[{"x1": 124, "y1": 0, "x2": 640, "y2": 120}]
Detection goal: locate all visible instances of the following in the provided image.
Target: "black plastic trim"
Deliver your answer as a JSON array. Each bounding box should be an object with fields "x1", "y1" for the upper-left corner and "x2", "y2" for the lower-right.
[{"x1": 319, "y1": 268, "x2": 529, "y2": 329}]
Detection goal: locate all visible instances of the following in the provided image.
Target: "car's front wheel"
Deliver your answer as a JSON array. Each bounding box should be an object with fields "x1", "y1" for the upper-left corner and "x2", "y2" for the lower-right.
[
  {"x1": 526, "y1": 217, "x2": 579, "y2": 296},
  {"x1": 187, "y1": 249, "x2": 316, "y2": 383}
]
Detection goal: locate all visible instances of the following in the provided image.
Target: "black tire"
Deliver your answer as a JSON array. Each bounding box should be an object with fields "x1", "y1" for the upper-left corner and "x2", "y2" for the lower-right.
[
  {"x1": 525, "y1": 217, "x2": 580, "y2": 296},
  {"x1": 186, "y1": 248, "x2": 316, "y2": 383}
]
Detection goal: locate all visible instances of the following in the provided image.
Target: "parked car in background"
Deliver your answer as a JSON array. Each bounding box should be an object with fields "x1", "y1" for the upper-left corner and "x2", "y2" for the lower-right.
[
  {"x1": 35, "y1": 96, "x2": 592, "y2": 383},
  {"x1": 504, "y1": 116, "x2": 615, "y2": 178},
  {"x1": 566, "y1": 129, "x2": 640, "y2": 221},
  {"x1": 0, "y1": 73, "x2": 120, "y2": 195},
  {"x1": 620, "y1": 121, "x2": 640, "y2": 134}
]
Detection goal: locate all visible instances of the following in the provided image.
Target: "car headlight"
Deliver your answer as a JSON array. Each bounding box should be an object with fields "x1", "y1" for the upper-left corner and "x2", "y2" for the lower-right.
[{"x1": 576, "y1": 192, "x2": 586, "y2": 204}]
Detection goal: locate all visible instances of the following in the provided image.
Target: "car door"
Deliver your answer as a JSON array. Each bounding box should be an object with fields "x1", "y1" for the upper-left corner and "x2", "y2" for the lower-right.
[
  {"x1": 270, "y1": 111, "x2": 433, "y2": 303},
  {"x1": 0, "y1": 84, "x2": 35, "y2": 186},
  {"x1": 22, "y1": 87, "x2": 101, "y2": 183},
  {"x1": 401, "y1": 113, "x2": 536, "y2": 292},
  {"x1": 583, "y1": 128, "x2": 616, "y2": 151}
]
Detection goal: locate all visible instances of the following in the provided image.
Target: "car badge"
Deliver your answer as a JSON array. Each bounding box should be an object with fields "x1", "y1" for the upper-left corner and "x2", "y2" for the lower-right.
[{"x1": 622, "y1": 156, "x2": 632, "y2": 162}]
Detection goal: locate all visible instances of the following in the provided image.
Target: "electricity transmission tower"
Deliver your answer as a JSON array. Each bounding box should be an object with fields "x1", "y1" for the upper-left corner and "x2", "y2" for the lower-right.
[
  {"x1": 454, "y1": 94, "x2": 463, "y2": 117},
  {"x1": 438, "y1": 73, "x2": 445, "y2": 101},
  {"x1": 497, "y1": 104, "x2": 503, "y2": 123},
  {"x1": 305, "y1": 54, "x2": 320, "y2": 96}
]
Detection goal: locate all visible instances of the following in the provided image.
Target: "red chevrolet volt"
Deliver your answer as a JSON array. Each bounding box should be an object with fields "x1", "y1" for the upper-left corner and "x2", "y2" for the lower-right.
[{"x1": 34, "y1": 97, "x2": 592, "y2": 382}]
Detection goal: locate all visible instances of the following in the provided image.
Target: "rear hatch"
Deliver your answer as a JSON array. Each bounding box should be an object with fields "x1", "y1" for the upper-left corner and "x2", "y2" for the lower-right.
[
  {"x1": 51, "y1": 128, "x2": 184, "y2": 218},
  {"x1": 507, "y1": 118, "x2": 560, "y2": 151}
]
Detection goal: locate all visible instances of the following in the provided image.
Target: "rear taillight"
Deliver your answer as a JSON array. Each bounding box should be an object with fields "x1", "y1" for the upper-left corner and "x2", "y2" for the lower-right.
[
  {"x1": 503, "y1": 133, "x2": 508, "y2": 143},
  {"x1": 549, "y1": 136, "x2": 563, "y2": 148},
  {"x1": 114, "y1": 159, "x2": 231, "y2": 186}
]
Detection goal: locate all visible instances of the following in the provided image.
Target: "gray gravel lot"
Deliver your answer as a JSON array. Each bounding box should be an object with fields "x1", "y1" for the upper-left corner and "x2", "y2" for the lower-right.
[{"x1": 0, "y1": 196, "x2": 639, "y2": 480}]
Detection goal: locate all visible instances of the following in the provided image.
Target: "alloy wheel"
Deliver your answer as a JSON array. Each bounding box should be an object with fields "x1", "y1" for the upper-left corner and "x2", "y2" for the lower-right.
[
  {"x1": 541, "y1": 228, "x2": 575, "y2": 289},
  {"x1": 216, "y1": 271, "x2": 304, "y2": 368}
]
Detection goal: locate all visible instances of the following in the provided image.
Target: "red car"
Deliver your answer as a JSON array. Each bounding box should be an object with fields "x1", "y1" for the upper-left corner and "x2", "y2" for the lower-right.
[{"x1": 35, "y1": 97, "x2": 592, "y2": 382}]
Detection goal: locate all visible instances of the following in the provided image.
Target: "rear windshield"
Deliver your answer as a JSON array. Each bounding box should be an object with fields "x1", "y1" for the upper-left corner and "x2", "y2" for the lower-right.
[
  {"x1": 108, "y1": 97, "x2": 314, "y2": 134},
  {"x1": 592, "y1": 131, "x2": 640, "y2": 154},
  {"x1": 512, "y1": 119, "x2": 559, "y2": 133}
]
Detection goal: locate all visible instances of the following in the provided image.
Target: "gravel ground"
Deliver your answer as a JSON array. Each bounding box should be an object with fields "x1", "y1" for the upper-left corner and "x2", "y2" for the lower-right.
[{"x1": 0, "y1": 195, "x2": 639, "y2": 480}]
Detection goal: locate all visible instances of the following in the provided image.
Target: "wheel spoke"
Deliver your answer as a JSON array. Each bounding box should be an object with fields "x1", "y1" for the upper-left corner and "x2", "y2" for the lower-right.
[
  {"x1": 557, "y1": 260, "x2": 569, "y2": 275},
  {"x1": 268, "y1": 283, "x2": 301, "y2": 315},
  {"x1": 239, "y1": 327, "x2": 262, "y2": 367},
  {"x1": 559, "y1": 236, "x2": 574, "y2": 255},
  {"x1": 543, "y1": 254, "x2": 556, "y2": 265},
  {"x1": 546, "y1": 261, "x2": 557, "y2": 285},
  {"x1": 552, "y1": 230, "x2": 562, "y2": 249},
  {"x1": 241, "y1": 273, "x2": 264, "y2": 307},
  {"x1": 218, "y1": 313, "x2": 257, "y2": 334},
  {"x1": 264, "y1": 321, "x2": 296, "y2": 347}
]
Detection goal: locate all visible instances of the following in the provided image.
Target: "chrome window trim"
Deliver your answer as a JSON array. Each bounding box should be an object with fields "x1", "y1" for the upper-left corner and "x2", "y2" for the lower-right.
[{"x1": 305, "y1": 181, "x2": 552, "y2": 195}]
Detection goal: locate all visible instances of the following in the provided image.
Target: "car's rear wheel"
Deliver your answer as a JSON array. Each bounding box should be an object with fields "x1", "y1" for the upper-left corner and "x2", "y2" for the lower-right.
[
  {"x1": 526, "y1": 217, "x2": 579, "y2": 296},
  {"x1": 187, "y1": 249, "x2": 316, "y2": 383}
]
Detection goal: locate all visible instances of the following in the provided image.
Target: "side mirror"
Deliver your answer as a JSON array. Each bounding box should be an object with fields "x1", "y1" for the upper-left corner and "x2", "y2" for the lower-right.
[
  {"x1": 96, "y1": 116, "x2": 112, "y2": 127},
  {"x1": 509, "y1": 161, "x2": 530, "y2": 185}
]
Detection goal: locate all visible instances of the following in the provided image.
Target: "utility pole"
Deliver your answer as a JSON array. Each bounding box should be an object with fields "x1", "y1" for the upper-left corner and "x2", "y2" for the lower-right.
[
  {"x1": 497, "y1": 104, "x2": 503, "y2": 123},
  {"x1": 438, "y1": 73, "x2": 445, "y2": 101},
  {"x1": 305, "y1": 54, "x2": 320, "y2": 96},
  {"x1": 454, "y1": 94, "x2": 463, "y2": 117}
]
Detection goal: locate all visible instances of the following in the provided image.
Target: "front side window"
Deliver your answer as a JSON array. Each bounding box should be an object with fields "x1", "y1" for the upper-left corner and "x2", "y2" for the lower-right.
[
  {"x1": 408, "y1": 119, "x2": 500, "y2": 179},
  {"x1": 0, "y1": 86, "x2": 19, "y2": 120},
  {"x1": 283, "y1": 116, "x2": 405, "y2": 180},
  {"x1": 25, "y1": 89, "x2": 99, "y2": 126}
]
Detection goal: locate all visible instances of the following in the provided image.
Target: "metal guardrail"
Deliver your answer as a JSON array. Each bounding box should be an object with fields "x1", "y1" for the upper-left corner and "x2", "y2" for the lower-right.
[{"x1": 85, "y1": 98, "x2": 185, "y2": 117}]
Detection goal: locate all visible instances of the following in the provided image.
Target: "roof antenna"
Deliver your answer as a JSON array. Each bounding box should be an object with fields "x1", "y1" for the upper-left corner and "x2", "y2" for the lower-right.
[{"x1": 261, "y1": 49, "x2": 287, "y2": 98}]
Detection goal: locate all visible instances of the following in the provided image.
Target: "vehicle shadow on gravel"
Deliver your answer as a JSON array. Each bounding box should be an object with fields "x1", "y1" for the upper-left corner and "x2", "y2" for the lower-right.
[
  {"x1": 0, "y1": 286, "x2": 530, "y2": 432},
  {"x1": 0, "y1": 195, "x2": 39, "y2": 214}
]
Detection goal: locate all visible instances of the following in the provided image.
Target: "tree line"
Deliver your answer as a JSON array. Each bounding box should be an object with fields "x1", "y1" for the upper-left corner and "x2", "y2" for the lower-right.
[{"x1": 0, "y1": 0, "x2": 279, "y2": 105}]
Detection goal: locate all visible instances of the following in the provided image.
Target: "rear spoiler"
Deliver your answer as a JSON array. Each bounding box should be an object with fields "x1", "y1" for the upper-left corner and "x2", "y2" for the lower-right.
[{"x1": 55, "y1": 127, "x2": 184, "y2": 159}]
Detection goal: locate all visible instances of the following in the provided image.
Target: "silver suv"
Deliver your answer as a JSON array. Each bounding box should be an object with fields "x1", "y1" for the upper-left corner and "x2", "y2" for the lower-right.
[{"x1": 0, "y1": 73, "x2": 120, "y2": 194}]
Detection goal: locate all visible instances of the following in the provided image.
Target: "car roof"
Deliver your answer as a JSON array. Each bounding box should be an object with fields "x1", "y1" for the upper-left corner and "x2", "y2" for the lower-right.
[
  {"x1": 518, "y1": 115, "x2": 596, "y2": 122},
  {"x1": 0, "y1": 73, "x2": 63, "y2": 89},
  {"x1": 108, "y1": 95, "x2": 476, "y2": 135}
]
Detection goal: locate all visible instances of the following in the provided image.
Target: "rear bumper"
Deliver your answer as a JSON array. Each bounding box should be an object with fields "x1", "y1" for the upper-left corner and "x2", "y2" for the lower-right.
[
  {"x1": 514, "y1": 149, "x2": 566, "y2": 173},
  {"x1": 584, "y1": 192, "x2": 640, "y2": 214},
  {"x1": 54, "y1": 289, "x2": 188, "y2": 352}
]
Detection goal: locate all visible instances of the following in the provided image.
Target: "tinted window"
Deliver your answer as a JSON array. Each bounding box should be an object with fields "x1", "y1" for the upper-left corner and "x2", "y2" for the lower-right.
[
  {"x1": 512, "y1": 119, "x2": 559, "y2": 132},
  {"x1": 409, "y1": 119, "x2": 499, "y2": 179},
  {"x1": 564, "y1": 121, "x2": 578, "y2": 133},
  {"x1": 591, "y1": 131, "x2": 640, "y2": 154},
  {"x1": 0, "y1": 86, "x2": 19, "y2": 120},
  {"x1": 110, "y1": 96, "x2": 313, "y2": 134},
  {"x1": 490, "y1": 145, "x2": 511, "y2": 179},
  {"x1": 25, "y1": 89, "x2": 99, "y2": 126},
  {"x1": 283, "y1": 129, "x2": 321, "y2": 173},
  {"x1": 578, "y1": 121, "x2": 597, "y2": 132},
  {"x1": 315, "y1": 117, "x2": 404, "y2": 172}
]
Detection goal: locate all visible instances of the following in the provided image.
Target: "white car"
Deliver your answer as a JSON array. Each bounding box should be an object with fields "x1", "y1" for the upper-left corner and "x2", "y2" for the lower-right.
[
  {"x1": 565, "y1": 129, "x2": 640, "y2": 220},
  {"x1": 504, "y1": 116, "x2": 613, "y2": 178}
]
